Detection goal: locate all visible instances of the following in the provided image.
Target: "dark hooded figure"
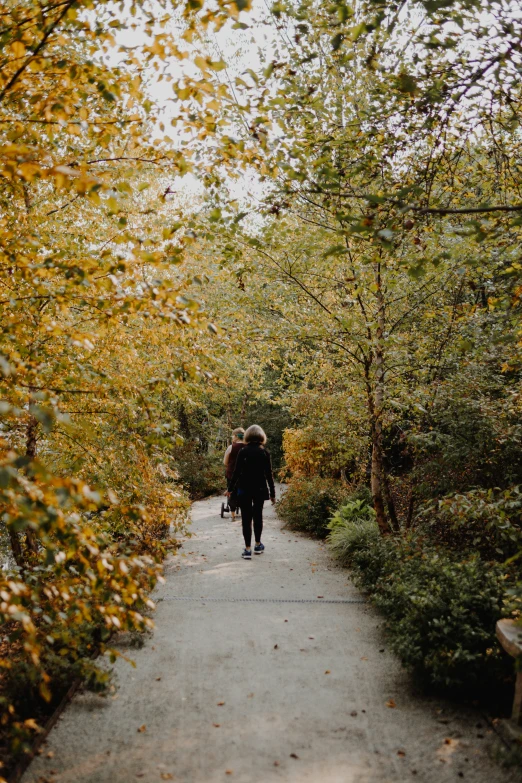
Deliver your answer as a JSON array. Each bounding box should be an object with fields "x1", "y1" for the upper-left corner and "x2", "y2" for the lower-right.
[{"x1": 228, "y1": 424, "x2": 275, "y2": 559}]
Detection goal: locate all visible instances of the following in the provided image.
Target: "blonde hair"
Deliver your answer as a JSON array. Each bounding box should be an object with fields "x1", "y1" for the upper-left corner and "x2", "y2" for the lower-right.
[
  {"x1": 232, "y1": 427, "x2": 245, "y2": 440},
  {"x1": 244, "y1": 424, "x2": 267, "y2": 444}
]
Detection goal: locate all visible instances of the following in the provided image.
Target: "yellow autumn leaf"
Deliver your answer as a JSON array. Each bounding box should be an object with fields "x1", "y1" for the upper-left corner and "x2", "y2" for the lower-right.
[{"x1": 11, "y1": 41, "x2": 26, "y2": 58}]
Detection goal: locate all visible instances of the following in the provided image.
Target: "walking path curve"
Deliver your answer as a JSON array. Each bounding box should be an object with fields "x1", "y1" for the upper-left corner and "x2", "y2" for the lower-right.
[{"x1": 24, "y1": 492, "x2": 517, "y2": 783}]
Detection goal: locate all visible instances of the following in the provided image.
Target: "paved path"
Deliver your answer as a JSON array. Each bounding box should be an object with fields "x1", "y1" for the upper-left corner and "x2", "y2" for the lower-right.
[{"x1": 24, "y1": 494, "x2": 516, "y2": 783}]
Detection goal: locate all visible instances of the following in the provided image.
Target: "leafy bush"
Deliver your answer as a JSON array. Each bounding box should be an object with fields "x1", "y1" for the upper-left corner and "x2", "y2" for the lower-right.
[
  {"x1": 0, "y1": 458, "x2": 178, "y2": 765},
  {"x1": 327, "y1": 498, "x2": 379, "y2": 567},
  {"x1": 409, "y1": 378, "x2": 522, "y2": 501},
  {"x1": 174, "y1": 445, "x2": 225, "y2": 499},
  {"x1": 277, "y1": 476, "x2": 353, "y2": 537},
  {"x1": 327, "y1": 509, "x2": 514, "y2": 690},
  {"x1": 328, "y1": 495, "x2": 376, "y2": 529},
  {"x1": 372, "y1": 542, "x2": 510, "y2": 690},
  {"x1": 327, "y1": 516, "x2": 380, "y2": 569},
  {"x1": 416, "y1": 485, "x2": 522, "y2": 559},
  {"x1": 281, "y1": 419, "x2": 367, "y2": 482}
]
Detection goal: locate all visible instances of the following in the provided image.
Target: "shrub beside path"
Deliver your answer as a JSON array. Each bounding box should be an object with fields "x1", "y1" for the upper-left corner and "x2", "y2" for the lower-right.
[{"x1": 23, "y1": 491, "x2": 517, "y2": 783}]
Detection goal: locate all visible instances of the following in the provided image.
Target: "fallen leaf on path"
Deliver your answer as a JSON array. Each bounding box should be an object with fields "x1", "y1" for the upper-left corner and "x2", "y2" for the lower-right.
[
  {"x1": 385, "y1": 699, "x2": 396, "y2": 709},
  {"x1": 360, "y1": 656, "x2": 368, "y2": 661},
  {"x1": 213, "y1": 723, "x2": 220, "y2": 728},
  {"x1": 217, "y1": 701, "x2": 225, "y2": 706},
  {"x1": 156, "y1": 677, "x2": 162, "y2": 681},
  {"x1": 284, "y1": 619, "x2": 288, "y2": 622},
  {"x1": 350, "y1": 711, "x2": 357, "y2": 717},
  {"x1": 160, "y1": 774, "x2": 174, "y2": 780},
  {"x1": 274, "y1": 644, "x2": 279, "y2": 649},
  {"x1": 397, "y1": 750, "x2": 406, "y2": 757},
  {"x1": 317, "y1": 595, "x2": 324, "y2": 599},
  {"x1": 137, "y1": 725, "x2": 147, "y2": 733},
  {"x1": 308, "y1": 636, "x2": 314, "y2": 639},
  {"x1": 46, "y1": 751, "x2": 54, "y2": 759},
  {"x1": 290, "y1": 753, "x2": 299, "y2": 759},
  {"x1": 325, "y1": 670, "x2": 331, "y2": 674},
  {"x1": 136, "y1": 774, "x2": 145, "y2": 778},
  {"x1": 436, "y1": 737, "x2": 460, "y2": 761},
  {"x1": 225, "y1": 770, "x2": 233, "y2": 775},
  {"x1": 273, "y1": 761, "x2": 280, "y2": 767}
]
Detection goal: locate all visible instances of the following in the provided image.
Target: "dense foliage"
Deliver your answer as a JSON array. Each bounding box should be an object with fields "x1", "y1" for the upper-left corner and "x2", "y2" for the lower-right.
[
  {"x1": 188, "y1": 0, "x2": 522, "y2": 706},
  {"x1": 329, "y1": 512, "x2": 513, "y2": 690},
  {"x1": 277, "y1": 476, "x2": 353, "y2": 537},
  {"x1": 0, "y1": 0, "x2": 254, "y2": 774}
]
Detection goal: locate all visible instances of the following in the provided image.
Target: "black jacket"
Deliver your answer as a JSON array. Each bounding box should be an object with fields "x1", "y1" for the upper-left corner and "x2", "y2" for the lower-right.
[{"x1": 229, "y1": 442, "x2": 276, "y2": 500}]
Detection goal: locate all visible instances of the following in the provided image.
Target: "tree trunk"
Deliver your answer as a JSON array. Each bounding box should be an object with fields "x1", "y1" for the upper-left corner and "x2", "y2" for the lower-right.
[
  {"x1": 177, "y1": 404, "x2": 191, "y2": 439},
  {"x1": 240, "y1": 393, "x2": 248, "y2": 427},
  {"x1": 406, "y1": 491, "x2": 415, "y2": 529},
  {"x1": 370, "y1": 427, "x2": 388, "y2": 534},
  {"x1": 370, "y1": 260, "x2": 392, "y2": 535},
  {"x1": 25, "y1": 413, "x2": 39, "y2": 555},
  {"x1": 366, "y1": 383, "x2": 390, "y2": 535},
  {"x1": 382, "y1": 470, "x2": 400, "y2": 532},
  {"x1": 9, "y1": 529, "x2": 24, "y2": 568}
]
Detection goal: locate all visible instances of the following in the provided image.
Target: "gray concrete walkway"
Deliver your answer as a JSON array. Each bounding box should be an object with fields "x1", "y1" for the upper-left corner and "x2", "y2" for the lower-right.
[{"x1": 24, "y1": 494, "x2": 516, "y2": 783}]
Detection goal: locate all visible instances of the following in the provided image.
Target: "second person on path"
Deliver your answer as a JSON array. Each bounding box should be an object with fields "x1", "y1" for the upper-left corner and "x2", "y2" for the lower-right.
[
  {"x1": 223, "y1": 427, "x2": 245, "y2": 522},
  {"x1": 228, "y1": 424, "x2": 276, "y2": 560}
]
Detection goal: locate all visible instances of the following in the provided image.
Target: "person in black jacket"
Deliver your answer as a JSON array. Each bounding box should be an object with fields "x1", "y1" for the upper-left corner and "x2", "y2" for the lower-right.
[{"x1": 228, "y1": 424, "x2": 276, "y2": 560}]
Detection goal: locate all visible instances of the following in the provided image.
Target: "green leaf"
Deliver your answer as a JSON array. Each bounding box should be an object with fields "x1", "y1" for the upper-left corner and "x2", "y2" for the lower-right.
[{"x1": 331, "y1": 33, "x2": 344, "y2": 51}]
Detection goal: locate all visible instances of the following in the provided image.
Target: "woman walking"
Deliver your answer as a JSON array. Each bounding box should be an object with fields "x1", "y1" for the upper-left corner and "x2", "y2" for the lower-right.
[
  {"x1": 228, "y1": 425, "x2": 276, "y2": 559},
  {"x1": 223, "y1": 427, "x2": 245, "y2": 521}
]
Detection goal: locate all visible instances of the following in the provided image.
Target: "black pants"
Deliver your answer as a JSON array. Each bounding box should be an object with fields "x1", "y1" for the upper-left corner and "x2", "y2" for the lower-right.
[
  {"x1": 226, "y1": 478, "x2": 239, "y2": 512},
  {"x1": 239, "y1": 494, "x2": 265, "y2": 548}
]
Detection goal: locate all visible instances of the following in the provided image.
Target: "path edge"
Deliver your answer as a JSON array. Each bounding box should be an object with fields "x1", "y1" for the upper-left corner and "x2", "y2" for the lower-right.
[{"x1": 7, "y1": 677, "x2": 83, "y2": 783}]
